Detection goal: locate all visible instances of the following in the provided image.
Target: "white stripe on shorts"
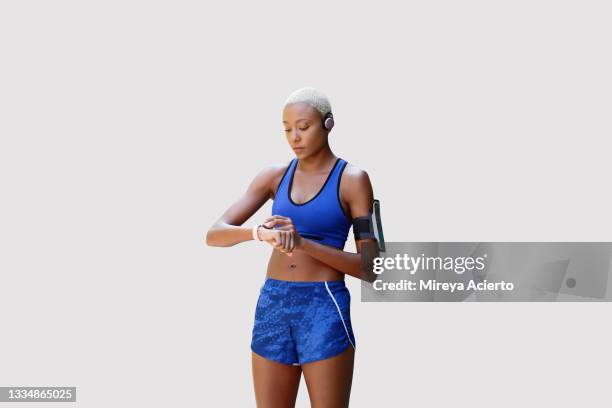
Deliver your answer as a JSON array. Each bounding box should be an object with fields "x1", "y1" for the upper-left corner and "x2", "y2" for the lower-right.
[{"x1": 324, "y1": 281, "x2": 355, "y2": 350}]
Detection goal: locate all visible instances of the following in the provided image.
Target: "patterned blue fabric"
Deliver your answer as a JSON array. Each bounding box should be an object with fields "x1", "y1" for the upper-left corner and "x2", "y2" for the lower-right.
[
  {"x1": 251, "y1": 278, "x2": 356, "y2": 365},
  {"x1": 271, "y1": 157, "x2": 352, "y2": 250}
]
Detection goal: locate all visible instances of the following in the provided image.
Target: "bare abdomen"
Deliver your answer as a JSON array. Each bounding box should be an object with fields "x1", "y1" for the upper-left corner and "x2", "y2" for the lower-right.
[{"x1": 265, "y1": 249, "x2": 344, "y2": 282}]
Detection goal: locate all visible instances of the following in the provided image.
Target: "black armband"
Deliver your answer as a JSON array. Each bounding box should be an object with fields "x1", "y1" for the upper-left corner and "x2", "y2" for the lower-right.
[
  {"x1": 352, "y1": 199, "x2": 386, "y2": 252},
  {"x1": 352, "y1": 214, "x2": 376, "y2": 241}
]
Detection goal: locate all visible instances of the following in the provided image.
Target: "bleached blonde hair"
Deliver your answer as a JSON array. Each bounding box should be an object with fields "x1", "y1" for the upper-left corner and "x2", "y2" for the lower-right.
[{"x1": 283, "y1": 87, "x2": 332, "y2": 117}]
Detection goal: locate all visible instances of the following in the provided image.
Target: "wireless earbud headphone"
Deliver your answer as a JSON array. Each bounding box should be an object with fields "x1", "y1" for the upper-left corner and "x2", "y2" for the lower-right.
[{"x1": 322, "y1": 112, "x2": 334, "y2": 130}]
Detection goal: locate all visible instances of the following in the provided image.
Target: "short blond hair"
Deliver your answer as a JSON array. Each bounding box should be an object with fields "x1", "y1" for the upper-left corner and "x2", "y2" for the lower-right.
[{"x1": 283, "y1": 87, "x2": 332, "y2": 117}]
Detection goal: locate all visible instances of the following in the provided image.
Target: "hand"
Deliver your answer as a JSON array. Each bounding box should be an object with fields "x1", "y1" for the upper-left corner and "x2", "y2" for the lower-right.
[
  {"x1": 257, "y1": 226, "x2": 299, "y2": 256},
  {"x1": 263, "y1": 216, "x2": 303, "y2": 250},
  {"x1": 259, "y1": 215, "x2": 303, "y2": 255}
]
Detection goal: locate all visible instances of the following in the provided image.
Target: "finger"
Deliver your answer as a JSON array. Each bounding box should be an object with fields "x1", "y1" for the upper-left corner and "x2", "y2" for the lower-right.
[
  {"x1": 263, "y1": 216, "x2": 277, "y2": 224},
  {"x1": 286, "y1": 234, "x2": 293, "y2": 256},
  {"x1": 285, "y1": 231, "x2": 292, "y2": 252},
  {"x1": 262, "y1": 220, "x2": 277, "y2": 229},
  {"x1": 267, "y1": 216, "x2": 293, "y2": 225},
  {"x1": 271, "y1": 219, "x2": 293, "y2": 227},
  {"x1": 284, "y1": 231, "x2": 291, "y2": 252},
  {"x1": 270, "y1": 215, "x2": 292, "y2": 221},
  {"x1": 271, "y1": 232, "x2": 281, "y2": 247},
  {"x1": 275, "y1": 223, "x2": 294, "y2": 231},
  {"x1": 262, "y1": 217, "x2": 279, "y2": 228},
  {"x1": 263, "y1": 218, "x2": 292, "y2": 230},
  {"x1": 265, "y1": 215, "x2": 291, "y2": 223}
]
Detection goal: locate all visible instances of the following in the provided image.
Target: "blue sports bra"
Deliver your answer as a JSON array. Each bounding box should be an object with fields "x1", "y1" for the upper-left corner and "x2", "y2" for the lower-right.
[{"x1": 272, "y1": 157, "x2": 352, "y2": 249}]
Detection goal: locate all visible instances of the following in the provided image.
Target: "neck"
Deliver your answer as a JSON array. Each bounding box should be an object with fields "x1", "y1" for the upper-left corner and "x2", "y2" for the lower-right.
[{"x1": 297, "y1": 147, "x2": 336, "y2": 173}]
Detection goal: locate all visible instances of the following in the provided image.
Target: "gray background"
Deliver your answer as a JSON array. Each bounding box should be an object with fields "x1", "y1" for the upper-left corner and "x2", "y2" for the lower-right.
[{"x1": 1, "y1": 0, "x2": 611, "y2": 407}]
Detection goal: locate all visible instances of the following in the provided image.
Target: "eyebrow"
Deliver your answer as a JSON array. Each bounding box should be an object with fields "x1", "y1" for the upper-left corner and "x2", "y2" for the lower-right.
[{"x1": 282, "y1": 118, "x2": 310, "y2": 124}]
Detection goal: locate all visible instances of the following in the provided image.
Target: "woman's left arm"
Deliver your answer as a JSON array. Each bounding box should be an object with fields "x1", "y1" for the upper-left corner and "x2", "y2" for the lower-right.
[{"x1": 295, "y1": 167, "x2": 379, "y2": 282}]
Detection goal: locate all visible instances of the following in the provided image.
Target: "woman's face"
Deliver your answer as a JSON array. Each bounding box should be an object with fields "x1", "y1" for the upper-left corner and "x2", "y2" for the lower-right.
[{"x1": 282, "y1": 102, "x2": 328, "y2": 158}]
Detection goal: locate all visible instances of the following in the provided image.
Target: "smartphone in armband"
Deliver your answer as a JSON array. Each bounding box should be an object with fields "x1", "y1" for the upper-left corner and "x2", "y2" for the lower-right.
[{"x1": 372, "y1": 199, "x2": 385, "y2": 252}]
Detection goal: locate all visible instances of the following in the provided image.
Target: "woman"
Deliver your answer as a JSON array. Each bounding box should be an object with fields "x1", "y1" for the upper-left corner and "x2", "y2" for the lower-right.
[{"x1": 206, "y1": 87, "x2": 377, "y2": 407}]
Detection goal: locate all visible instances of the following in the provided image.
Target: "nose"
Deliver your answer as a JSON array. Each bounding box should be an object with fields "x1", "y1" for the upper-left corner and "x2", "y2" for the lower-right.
[{"x1": 292, "y1": 129, "x2": 301, "y2": 141}]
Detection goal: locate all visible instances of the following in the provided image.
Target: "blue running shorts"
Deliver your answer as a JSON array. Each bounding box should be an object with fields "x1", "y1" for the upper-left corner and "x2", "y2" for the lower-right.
[{"x1": 251, "y1": 278, "x2": 356, "y2": 366}]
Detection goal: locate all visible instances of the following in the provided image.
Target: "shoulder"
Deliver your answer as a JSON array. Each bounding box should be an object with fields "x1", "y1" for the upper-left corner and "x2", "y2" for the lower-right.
[
  {"x1": 341, "y1": 161, "x2": 373, "y2": 191},
  {"x1": 339, "y1": 161, "x2": 374, "y2": 217},
  {"x1": 252, "y1": 159, "x2": 292, "y2": 181},
  {"x1": 251, "y1": 160, "x2": 293, "y2": 199},
  {"x1": 339, "y1": 161, "x2": 374, "y2": 214}
]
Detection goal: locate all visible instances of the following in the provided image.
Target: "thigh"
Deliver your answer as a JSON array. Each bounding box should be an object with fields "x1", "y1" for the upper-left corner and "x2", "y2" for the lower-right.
[
  {"x1": 301, "y1": 345, "x2": 355, "y2": 408},
  {"x1": 252, "y1": 351, "x2": 302, "y2": 408}
]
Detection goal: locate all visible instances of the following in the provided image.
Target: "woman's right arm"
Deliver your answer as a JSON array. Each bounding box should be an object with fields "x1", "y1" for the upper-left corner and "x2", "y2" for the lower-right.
[{"x1": 205, "y1": 165, "x2": 280, "y2": 247}]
